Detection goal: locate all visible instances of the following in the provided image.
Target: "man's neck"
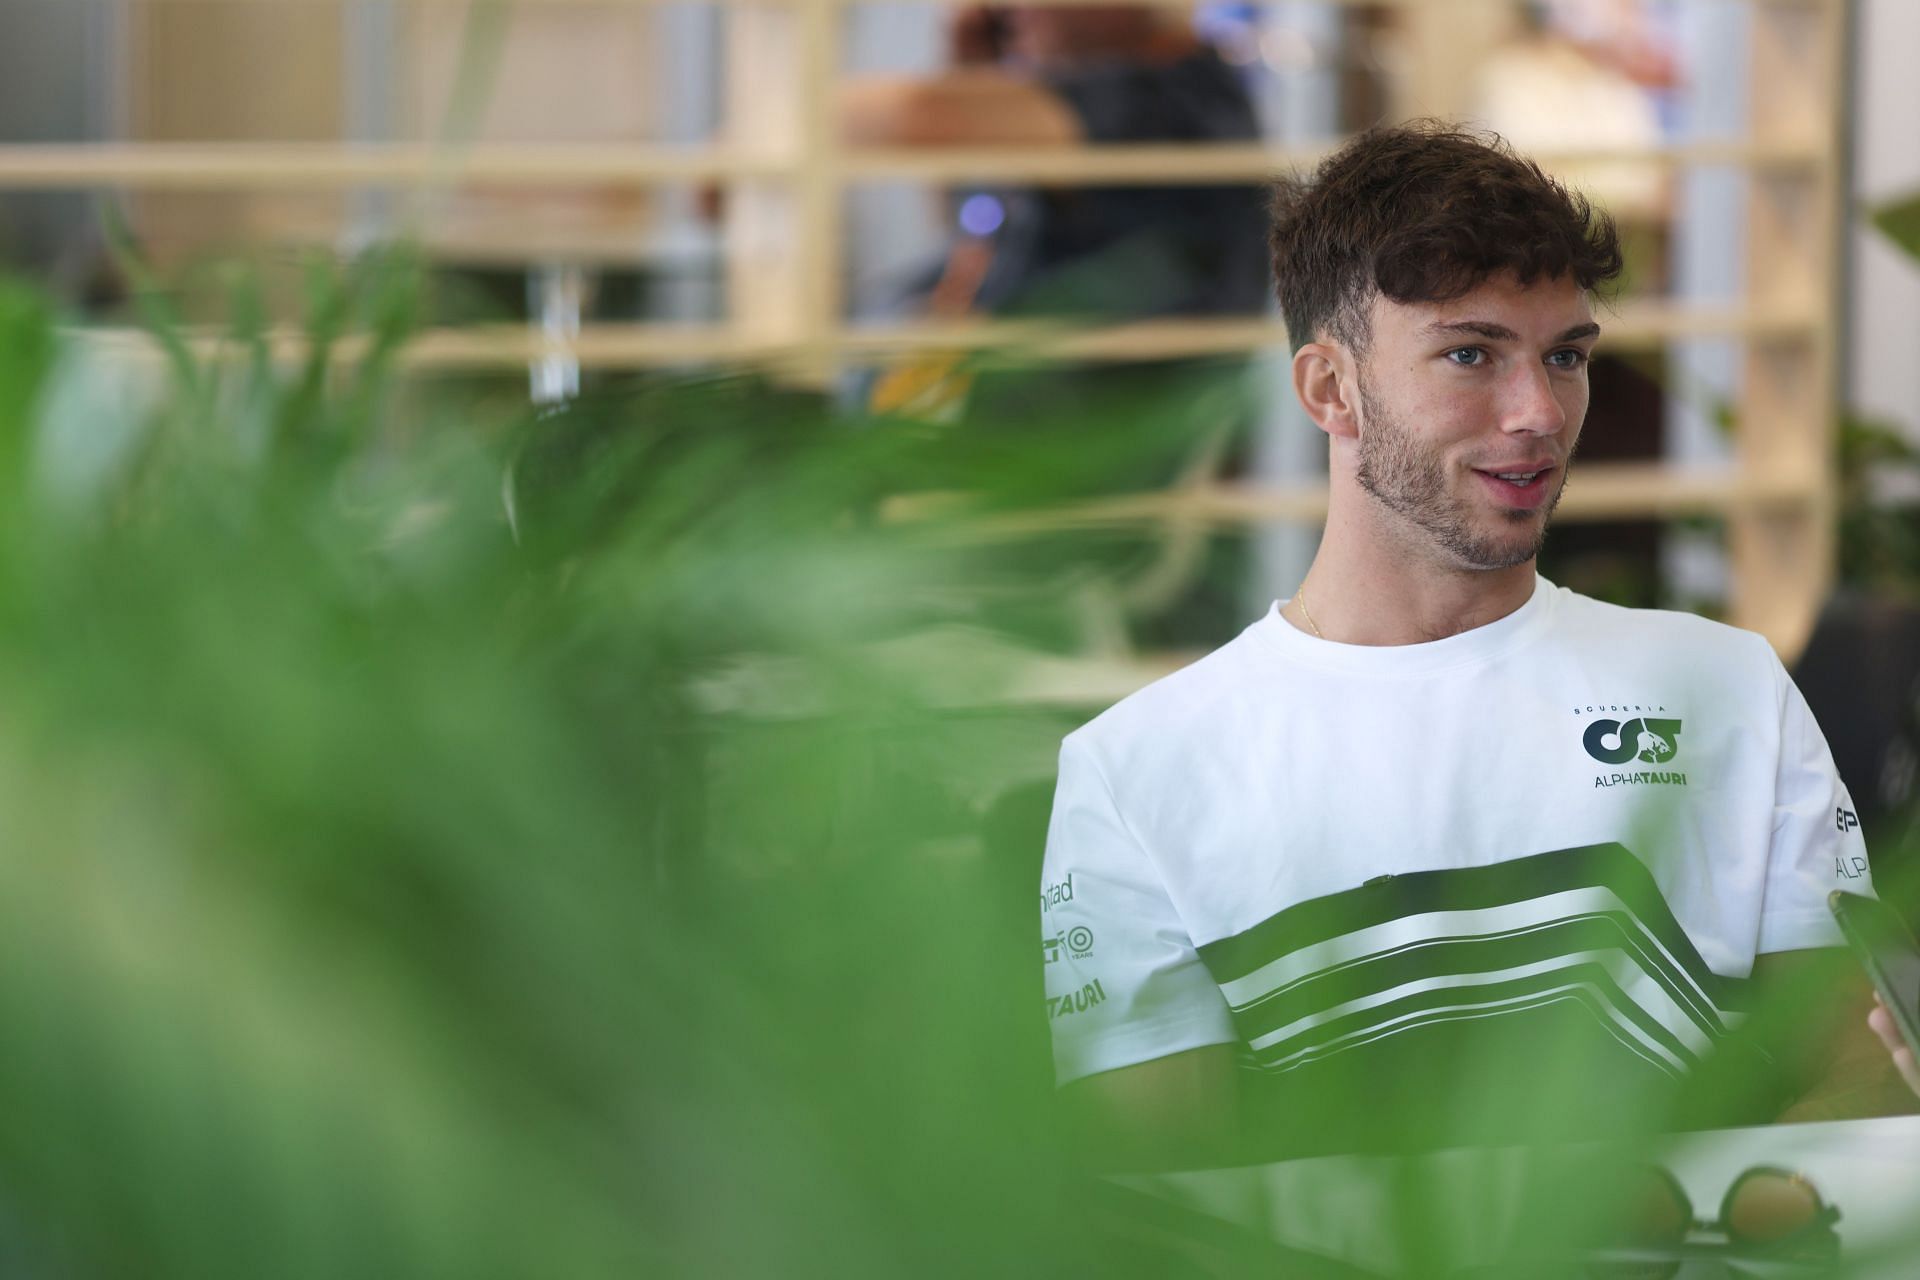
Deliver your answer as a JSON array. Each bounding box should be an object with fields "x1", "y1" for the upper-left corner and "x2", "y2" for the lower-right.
[{"x1": 1286, "y1": 500, "x2": 1539, "y2": 646}]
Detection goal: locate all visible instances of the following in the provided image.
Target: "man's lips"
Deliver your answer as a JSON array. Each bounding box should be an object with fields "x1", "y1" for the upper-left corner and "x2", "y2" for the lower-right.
[
  {"x1": 1471, "y1": 462, "x2": 1559, "y2": 510},
  {"x1": 1474, "y1": 459, "x2": 1560, "y2": 475}
]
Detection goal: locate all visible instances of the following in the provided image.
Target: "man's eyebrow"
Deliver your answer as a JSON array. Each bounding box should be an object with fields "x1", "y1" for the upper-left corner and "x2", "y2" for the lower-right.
[
  {"x1": 1419, "y1": 320, "x2": 1603, "y2": 344},
  {"x1": 1421, "y1": 320, "x2": 1519, "y2": 341}
]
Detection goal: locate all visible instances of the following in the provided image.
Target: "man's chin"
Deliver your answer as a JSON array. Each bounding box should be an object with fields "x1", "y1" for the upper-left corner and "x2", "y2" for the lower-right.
[{"x1": 1453, "y1": 516, "x2": 1549, "y2": 571}]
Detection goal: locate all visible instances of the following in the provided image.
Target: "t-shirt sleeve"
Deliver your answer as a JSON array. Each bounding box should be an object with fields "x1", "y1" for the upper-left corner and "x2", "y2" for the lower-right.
[
  {"x1": 1040, "y1": 736, "x2": 1236, "y2": 1086},
  {"x1": 1758, "y1": 651, "x2": 1875, "y2": 953}
]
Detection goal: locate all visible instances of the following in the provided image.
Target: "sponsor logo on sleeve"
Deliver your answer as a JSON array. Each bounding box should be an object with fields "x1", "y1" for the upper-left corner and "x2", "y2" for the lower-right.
[
  {"x1": 1832, "y1": 809, "x2": 1866, "y2": 880},
  {"x1": 1040, "y1": 926, "x2": 1095, "y2": 966},
  {"x1": 1041, "y1": 874, "x2": 1074, "y2": 914}
]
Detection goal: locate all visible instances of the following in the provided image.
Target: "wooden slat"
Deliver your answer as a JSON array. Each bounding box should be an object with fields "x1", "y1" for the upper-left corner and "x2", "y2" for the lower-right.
[
  {"x1": 69, "y1": 323, "x2": 791, "y2": 371},
  {"x1": 405, "y1": 324, "x2": 785, "y2": 368},
  {"x1": 794, "y1": 0, "x2": 844, "y2": 383},
  {"x1": 833, "y1": 302, "x2": 1817, "y2": 361},
  {"x1": 836, "y1": 317, "x2": 1285, "y2": 361},
  {"x1": 844, "y1": 139, "x2": 1822, "y2": 185},
  {"x1": 71, "y1": 299, "x2": 1824, "y2": 375},
  {"x1": 942, "y1": 463, "x2": 1817, "y2": 536},
  {"x1": 112, "y1": 314, "x2": 1820, "y2": 379},
  {"x1": 408, "y1": 303, "x2": 1815, "y2": 367},
  {"x1": 0, "y1": 138, "x2": 1825, "y2": 192},
  {"x1": 1723, "y1": 0, "x2": 1847, "y2": 662},
  {"x1": 842, "y1": 143, "x2": 1316, "y2": 185},
  {"x1": 1602, "y1": 299, "x2": 1822, "y2": 343},
  {"x1": 0, "y1": 142, "x2": 790, "y2": 189}
]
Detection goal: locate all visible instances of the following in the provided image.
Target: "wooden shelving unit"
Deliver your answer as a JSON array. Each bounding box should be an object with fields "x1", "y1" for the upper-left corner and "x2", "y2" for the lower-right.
[{"x1": 0, "y1": 0, "x2": 1850, "y2": 675}]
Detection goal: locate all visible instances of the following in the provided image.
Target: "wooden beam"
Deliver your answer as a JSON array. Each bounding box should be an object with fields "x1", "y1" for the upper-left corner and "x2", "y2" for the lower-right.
[
  {"x1": 0, "y1": 142, "x2": 790, "y2": 189},
  {"x1": 925, "y1": 464, "x2": 1819, "y2": 536},
  {"x1": 1724, "y1": 0, "x2": 1844, "y2": 661},
  {"x1": 0, "y1": 139, "x2": 1822, "y2": 192},
  {"x1": 70, "y1": 299, "x2": 1829, "y2": 374}
]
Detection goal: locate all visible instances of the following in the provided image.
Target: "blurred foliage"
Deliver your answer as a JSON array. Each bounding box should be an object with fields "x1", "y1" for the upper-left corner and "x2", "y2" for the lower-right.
[
  {"x1": 5, "y1": 205, "x2": 1918, "y2": 1274},
  {"x1": 3, "y1": 2, "x2": 1913, "y2": 1266},
  {"x1": 0, "y1": 250, "x2": 1295, "y2": 1278},
  {"x1": 1837, "y1": 412, "x2": 1920, "y2": 601},
  {"x1": 1869, "y1": 191, "x2": 1920, "y2": 265}
]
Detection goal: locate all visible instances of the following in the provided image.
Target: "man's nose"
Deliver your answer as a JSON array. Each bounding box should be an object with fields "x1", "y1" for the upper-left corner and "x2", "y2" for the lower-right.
[{"x1": 1501, "y1": 364, "x2": 1568, "y2": 436}]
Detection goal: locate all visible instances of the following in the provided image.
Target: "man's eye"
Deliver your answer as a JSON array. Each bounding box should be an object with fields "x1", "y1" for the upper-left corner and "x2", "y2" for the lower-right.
[
  {"x1": 1445, "y1": 347, "x2": 1485, "y2": 366},
  {"x1": 1548, "y1": 348, "x2": 1590, "y2": 370}
]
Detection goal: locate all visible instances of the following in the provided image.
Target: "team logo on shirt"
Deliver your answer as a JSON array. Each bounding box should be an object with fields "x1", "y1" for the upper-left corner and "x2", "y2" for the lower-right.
[
  {"x1": 1577, "y1": 706, "x2": 1688, "y2": 788},
  {"x1": 1046, "y1": 978, "x2": 1106, "y2": 1020}
]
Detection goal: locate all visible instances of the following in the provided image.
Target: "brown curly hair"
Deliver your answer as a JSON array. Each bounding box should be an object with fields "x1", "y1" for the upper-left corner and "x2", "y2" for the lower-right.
[{"x1": 1268, "y1": 121, "x2": 1624, "y2": 356}]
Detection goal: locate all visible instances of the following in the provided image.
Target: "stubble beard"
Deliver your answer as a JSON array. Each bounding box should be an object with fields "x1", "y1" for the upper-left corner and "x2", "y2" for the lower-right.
[{"x1": 1351, "y1": 367, "x2": 1567, "y2": 572}]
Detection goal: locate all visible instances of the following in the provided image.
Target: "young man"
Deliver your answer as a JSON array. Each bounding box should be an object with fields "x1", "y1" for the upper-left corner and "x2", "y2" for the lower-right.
[{"x1": 1038, "y1": 124, "x2": 1902, "y2": 1169}]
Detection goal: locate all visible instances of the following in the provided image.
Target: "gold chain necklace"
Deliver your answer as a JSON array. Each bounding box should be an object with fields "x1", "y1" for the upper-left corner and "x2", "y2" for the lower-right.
[{"x1": 1295, "y1": 584, "x2": 1325, "y2": 639}]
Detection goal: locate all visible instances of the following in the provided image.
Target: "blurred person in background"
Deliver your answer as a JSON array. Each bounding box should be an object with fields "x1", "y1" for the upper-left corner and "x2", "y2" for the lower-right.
[
  {"x1": 841, "y1": 5, "x2": 1269, "y2": 418},
  {"x1": 1037, "y1": 123, "x2": 1910, "y2": 1173}
]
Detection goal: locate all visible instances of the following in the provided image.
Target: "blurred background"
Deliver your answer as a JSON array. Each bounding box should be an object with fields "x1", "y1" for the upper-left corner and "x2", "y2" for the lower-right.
[
  {"x1": 6, "y1": 1, "x2": 1915, "y2": 643},
  {"x1": 0, "y1": 1, "x2": 1917, "y2": 1275},
  {"x1": 6, "y1": 0, "x2": 1911, "y2": 833}
]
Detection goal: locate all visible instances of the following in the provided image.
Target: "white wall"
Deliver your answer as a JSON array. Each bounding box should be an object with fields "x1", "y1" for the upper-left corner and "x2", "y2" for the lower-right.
[{"x1": 1848, "y1": 0, "x2": 1920, "y2": 441}]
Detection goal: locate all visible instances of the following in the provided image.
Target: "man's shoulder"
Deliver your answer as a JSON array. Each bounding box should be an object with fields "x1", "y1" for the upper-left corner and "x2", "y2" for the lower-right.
[
  {"x1": 1544, "y1": 588, "x2": 1786, "y2": 716},
  {"x1": 1550, "y1": 588, "x2": 1778, "y2": 666}
]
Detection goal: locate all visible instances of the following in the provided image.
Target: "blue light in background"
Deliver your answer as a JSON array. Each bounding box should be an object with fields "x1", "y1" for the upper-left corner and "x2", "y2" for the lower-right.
[{"x1": 957, "y1": 193, "x2": 1005, "y2": 237}]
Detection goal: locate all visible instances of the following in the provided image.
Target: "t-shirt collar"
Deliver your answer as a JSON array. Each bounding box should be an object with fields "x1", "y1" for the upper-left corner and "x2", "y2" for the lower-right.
[{"x1": 1252, "y1": 574, "x2": 1558, "y2": 676}]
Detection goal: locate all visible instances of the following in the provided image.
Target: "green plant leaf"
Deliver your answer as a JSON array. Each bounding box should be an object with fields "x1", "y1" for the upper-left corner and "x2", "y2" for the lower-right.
[{"x1": 1870, "y1": 189, "x2": 1920, "y2": 262}]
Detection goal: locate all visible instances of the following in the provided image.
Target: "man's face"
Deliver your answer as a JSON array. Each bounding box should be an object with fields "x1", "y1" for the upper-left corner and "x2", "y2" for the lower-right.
[{"x1": 1347, "y1": 272, "x2": 1599, "y2": 571}]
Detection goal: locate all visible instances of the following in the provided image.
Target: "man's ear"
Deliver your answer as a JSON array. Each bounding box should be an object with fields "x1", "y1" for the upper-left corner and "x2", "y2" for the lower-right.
[{"x1": 1291, "y1": 341, "x2": 1360, "y2": 441}]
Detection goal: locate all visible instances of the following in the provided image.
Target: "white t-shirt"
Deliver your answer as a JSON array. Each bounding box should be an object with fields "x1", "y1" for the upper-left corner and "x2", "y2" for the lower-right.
[{"x1": 1040, "y1": 577, "x2": 1871, "y2": 1139}]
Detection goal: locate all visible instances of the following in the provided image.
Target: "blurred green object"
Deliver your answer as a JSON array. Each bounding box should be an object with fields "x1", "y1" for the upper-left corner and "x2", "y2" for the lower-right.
[
  {"x1": 1869, "y1": 190, "x2": 1920, "y2": 264},
  {"x1": 0, "y1": 257, "x2": 1272, "y2": 1277},
  {"x1": 1, "y1": 241, "x2": 1912, "y2": 1278},
  {"x1": 1837, "y1": 412, "x2": 1920, "y2": 600}
]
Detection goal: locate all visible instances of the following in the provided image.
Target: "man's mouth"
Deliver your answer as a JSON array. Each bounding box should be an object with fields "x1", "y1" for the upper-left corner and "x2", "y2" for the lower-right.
[{"x1": 1471, "y1": 463, "x2": 1558, "y2": 509}]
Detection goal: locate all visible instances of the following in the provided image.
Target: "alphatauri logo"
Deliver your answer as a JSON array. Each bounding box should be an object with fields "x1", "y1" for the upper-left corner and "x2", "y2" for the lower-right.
[
  {"x1": 1584, "y1": 716, "x2": 1682, "y2": 766},
  {"x1": 1580, "y1": 709, "x2": 1688, "y2": 789}
]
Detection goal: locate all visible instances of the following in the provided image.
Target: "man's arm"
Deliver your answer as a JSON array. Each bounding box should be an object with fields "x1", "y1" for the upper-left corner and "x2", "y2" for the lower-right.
[
  {"x1": 1058, "y1": 1043, "x2": 1241, "y2": 1172},
  {"x1": 1741, "y1": 650, "x2": 1913, "y2": 1120},
  {"x1": 1750, "y1": 949, "x2": 1918, "y2": 1122}
]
